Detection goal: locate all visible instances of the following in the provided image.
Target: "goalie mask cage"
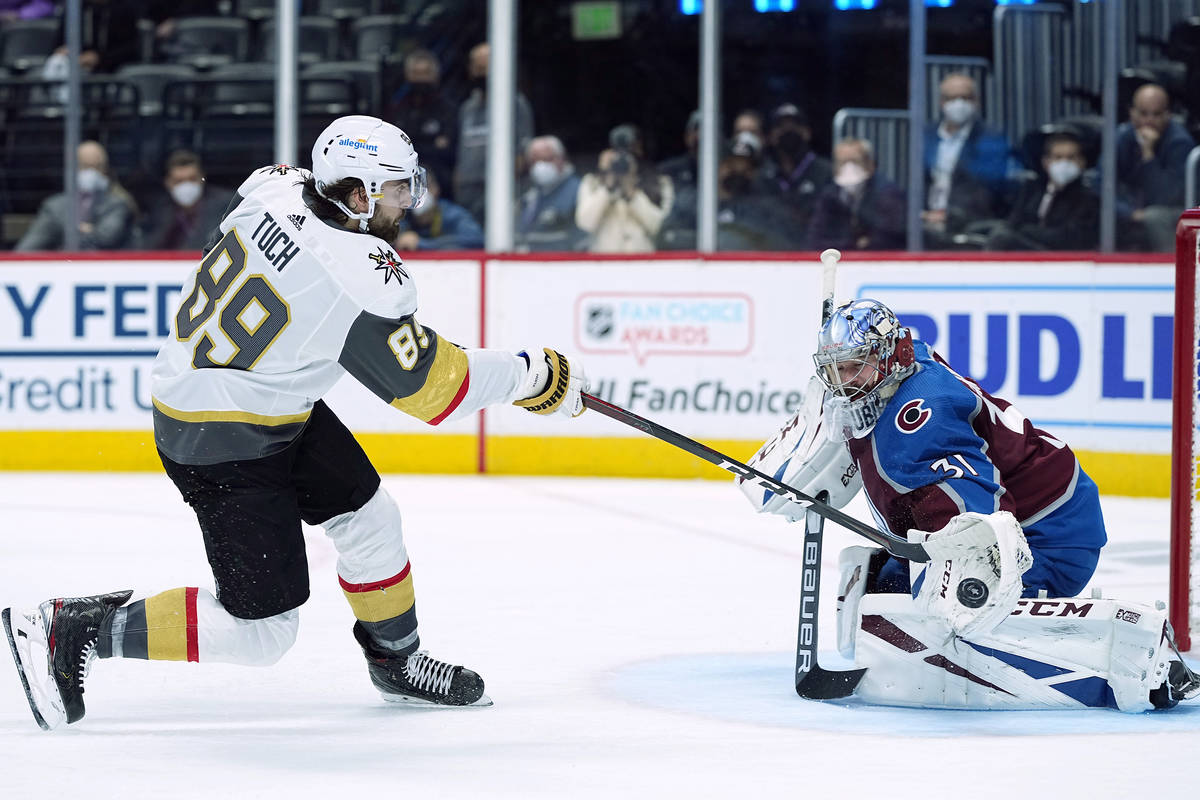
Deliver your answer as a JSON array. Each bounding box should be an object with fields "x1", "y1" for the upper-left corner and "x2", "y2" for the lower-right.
[{"x1": 1172, "y1": 208, "x2": 1200, "y2": 652}]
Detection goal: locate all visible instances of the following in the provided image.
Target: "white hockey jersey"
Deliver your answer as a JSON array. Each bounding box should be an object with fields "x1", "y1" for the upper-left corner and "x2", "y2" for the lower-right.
[{"x1": 152, "y1": 164, "x2": 525, "y2": 465}]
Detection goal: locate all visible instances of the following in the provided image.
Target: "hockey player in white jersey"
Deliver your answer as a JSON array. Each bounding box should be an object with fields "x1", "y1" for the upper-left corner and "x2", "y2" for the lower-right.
[{"x1": 2, "y1": 116, "x2": 588, "y2": 730}]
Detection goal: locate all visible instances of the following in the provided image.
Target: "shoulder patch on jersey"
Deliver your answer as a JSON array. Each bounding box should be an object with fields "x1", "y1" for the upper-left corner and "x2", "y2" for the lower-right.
[
  {"x1": 368, "y1": 247, "x2": 409, "y2": 286},
  {"x1": 267, "y1": 164, "x2": 295, "y2": 175},
  {"x1": 894, "y1": 398, "x2": 932, "y2": 434}
]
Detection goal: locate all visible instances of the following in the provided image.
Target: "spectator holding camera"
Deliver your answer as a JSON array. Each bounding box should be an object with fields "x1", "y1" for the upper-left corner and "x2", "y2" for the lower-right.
[{"x1": 575, "y1": 124, "x2": 674, "y2": 253}]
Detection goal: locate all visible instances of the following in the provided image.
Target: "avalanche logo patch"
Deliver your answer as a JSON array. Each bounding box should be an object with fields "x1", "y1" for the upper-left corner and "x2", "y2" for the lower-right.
[
  {"x1": 895, "y1": 398, "x2": 932, "y2": 434},
  {"x1": 267, "y1": 164, "x2": 294, "y2": 175},
  {"x1": 369, "y1": 247, "x2": 409, "y2": 286}
]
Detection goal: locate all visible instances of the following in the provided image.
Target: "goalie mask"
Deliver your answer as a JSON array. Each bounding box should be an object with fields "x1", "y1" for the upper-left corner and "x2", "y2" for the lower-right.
[
  {"x1": 311, "y1": 115, "x2": 428, "y2": 232},
  {"x1": 814, "y1": 299, "x2": 915, "y2": 439}
]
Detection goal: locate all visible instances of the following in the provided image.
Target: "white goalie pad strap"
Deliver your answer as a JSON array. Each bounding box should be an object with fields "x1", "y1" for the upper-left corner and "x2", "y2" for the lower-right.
[
  {"x1": 836, "y1": 546, "x2": 880, "y2": 659},
  {"x1": 322, "y1": 485, "x2": 410, "y2": 584},
  {"x1": 739, "y1": 376, "x2": 861, "y2": 520},
  {"x1": 192, "y1": 590, "x2": 299, "y2": 666},
  {"x1": 852, "y1": 593, "x2": 1172, "y2": 712},
  {"x1": 911, "y1": 511, "x2": 1033, "y2": 640}
]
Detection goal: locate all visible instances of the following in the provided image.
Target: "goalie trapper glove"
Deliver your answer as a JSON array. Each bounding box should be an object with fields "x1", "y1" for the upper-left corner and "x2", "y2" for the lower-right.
[{"x1": 513, "y1": 347, "x2": 587, "y2": 418}]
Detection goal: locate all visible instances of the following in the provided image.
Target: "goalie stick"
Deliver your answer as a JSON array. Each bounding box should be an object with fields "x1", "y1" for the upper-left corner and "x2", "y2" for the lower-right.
[
  {"x1": 580, "y1": 393, "x2": 931, "y2": 562},
  {"x1": 795, "y1": 494, "x2": 866, "y2": 699},
  {"x1": 789, "y1": 247, "x2": 866, "y2": 698}
]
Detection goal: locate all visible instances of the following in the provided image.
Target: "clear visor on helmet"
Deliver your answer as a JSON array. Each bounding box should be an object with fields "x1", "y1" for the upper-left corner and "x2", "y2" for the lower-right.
[
  {"x1": 375, "y1": 166, "x2": 428, "y2": 210},
  {"x1": 813, "y1": 343, "x2": 887, "y2": 400}
]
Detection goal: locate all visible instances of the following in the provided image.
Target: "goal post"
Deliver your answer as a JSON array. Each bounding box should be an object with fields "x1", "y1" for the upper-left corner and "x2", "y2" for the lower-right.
[{"x1": 1171, "y1": 208, "x2": 1200, "y2": 652}]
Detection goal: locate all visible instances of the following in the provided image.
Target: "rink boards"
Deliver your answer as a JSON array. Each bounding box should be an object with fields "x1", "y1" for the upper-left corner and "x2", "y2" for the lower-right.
[{"x1": 0, "y1": 251, "x2": 1174, "y2": 496}]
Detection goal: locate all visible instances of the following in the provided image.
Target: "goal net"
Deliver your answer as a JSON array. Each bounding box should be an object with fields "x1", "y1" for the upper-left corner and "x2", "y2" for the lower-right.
[{"x1": 1171, "y1": 209, "x2": 1200, "y2": 652}]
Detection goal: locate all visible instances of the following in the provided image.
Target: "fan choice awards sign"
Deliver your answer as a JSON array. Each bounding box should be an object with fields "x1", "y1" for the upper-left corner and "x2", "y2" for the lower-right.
[{"x1": 0, "y1": 253, "x2": 1177, "y2": 495}]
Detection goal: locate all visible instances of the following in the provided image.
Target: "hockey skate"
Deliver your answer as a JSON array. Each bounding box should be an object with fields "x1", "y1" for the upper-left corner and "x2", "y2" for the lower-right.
[
  {"x1": 352, "y1": 622, "x2": 492, "y2": 707},
  {"x1": 2, "y1": 590, "x2": 132, "y2": 730}
]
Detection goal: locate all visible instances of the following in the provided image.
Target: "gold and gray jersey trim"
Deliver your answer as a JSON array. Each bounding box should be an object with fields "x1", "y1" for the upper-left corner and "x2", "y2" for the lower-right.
[{"x1": 152, "y1": 399, "x2": 311, "y2": 465}]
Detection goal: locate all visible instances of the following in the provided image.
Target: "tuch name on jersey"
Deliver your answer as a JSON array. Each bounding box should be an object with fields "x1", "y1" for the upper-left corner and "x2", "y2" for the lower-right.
[{"x1": 251, "y1": 211, "x2": 303, "y2": 272}]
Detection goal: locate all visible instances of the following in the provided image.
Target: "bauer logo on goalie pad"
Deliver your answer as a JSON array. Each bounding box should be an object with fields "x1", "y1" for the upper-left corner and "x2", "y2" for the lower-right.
[
  {"x1": 1116, "y1": 608, "x2": 1142, "y2": 624},
  {"x1": 895, "y1": 398, "x2": 932, "y2": 434}
]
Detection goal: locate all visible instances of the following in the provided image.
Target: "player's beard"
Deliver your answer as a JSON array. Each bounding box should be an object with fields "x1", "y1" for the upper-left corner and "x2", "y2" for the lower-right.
[{"x1": 367, "y1": 207, "x2": 404, "y2": 243}]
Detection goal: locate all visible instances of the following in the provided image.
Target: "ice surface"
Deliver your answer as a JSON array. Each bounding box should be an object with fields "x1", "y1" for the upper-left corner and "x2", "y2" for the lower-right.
[{"x1": 1, "y1": 472, "x2": 1197, "y2": 799}]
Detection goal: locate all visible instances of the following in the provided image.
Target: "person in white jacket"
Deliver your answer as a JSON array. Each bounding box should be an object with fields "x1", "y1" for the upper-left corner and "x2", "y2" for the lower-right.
[{"x1": 575, "y1": 124, "x2": 674, "y2": 252}]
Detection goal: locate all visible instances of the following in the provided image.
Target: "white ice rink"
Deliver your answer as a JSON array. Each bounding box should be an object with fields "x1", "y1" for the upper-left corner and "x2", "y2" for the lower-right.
[{"x1": 1, "y1": 471, "x2": 1198, "y2": 799}]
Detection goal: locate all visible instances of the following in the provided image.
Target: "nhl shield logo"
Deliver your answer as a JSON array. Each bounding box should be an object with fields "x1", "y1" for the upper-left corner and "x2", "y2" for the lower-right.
[{"x1": 585, "y1": 305, "x2": 614, "y2": 339}]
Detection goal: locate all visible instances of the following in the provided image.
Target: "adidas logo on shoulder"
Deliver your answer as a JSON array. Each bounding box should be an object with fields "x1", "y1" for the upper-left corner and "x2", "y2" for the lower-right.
[{"x1": 287, "y1": 214, "x2": 306, "y2": 231}]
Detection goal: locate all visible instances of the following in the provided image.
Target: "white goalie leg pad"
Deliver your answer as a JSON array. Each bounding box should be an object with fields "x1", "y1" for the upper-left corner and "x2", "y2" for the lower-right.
[
  {"x1": 739, "y1": 376, "x2": 861, "y2": 521},
  {"x1": 852, "y1": 593, "x2": 1173, "y2": 712},
  {"x1": 836, "y1": 546, "x2": 880, "y2": 659},
  {"x1": 190, "y1": 590, "x2": 299, "y2": 666},
  {"x1": 911, "y1": 511, "x2": 1033, "y2": 641},
  {"x1": 322, "y1": 485, "x2": 410, "y2": 584}
]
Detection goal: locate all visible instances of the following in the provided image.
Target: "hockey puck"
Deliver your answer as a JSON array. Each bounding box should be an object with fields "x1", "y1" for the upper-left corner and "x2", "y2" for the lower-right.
[{"x1": 956, "y1": 578, "x2": 989, "y2": 608}]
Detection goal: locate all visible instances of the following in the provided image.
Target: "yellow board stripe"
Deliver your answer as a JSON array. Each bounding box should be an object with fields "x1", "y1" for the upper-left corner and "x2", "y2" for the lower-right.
[
  {"x1": 152, "y1": 398, "x2": 312, "y2": 426},
  {"x1": 144, "y1": 587, "x2": 193, "y2": 662},
  {"x1": 341, "y1": 573, "x2": 416, "y2": 623},
  {"x1": 0, "y1": 431, "x2": 1172, "y2": 498},
  {"x1": 389, "y1": 334, "x2": 470, "y2": 423}
]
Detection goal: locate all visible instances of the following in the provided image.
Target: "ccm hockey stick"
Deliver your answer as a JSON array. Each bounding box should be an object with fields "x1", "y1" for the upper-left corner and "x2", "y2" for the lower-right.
[
  {"x1": 580, "y1": 392, "x2": 930, "y2": 562},
  {"x1": 791, "y1": 248, "x2": 867, "y2": 698}
]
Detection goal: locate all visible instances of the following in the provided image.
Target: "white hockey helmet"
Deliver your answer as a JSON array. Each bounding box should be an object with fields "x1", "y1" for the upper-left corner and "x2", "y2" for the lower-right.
[
  {"x1": 311, "y1": 115, "x2": 427, "y2": 230},
  {"x1": 814, "y1": 298, "x2": 916, "y2": 439}
]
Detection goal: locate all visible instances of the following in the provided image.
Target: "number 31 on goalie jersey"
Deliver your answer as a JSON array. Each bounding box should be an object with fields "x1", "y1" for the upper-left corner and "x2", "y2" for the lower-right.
[{"x1": 175, "y1": 229, "x2": 291, "y2": 370}]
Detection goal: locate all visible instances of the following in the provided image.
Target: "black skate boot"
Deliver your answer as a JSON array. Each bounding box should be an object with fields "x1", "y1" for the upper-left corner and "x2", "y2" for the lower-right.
[
  {"x1": 2, "y1": 590, "x2": 132, "y2": 730},
  {"x1": 352, "y1": 622, "x2": 491, "y2": 707},
  {"x1": 1151, "y1": 660, "x2": 1200, "y2": 709}
]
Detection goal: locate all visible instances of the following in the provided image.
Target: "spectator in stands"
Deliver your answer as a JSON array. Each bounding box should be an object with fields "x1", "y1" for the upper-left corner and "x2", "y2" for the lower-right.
[
  {"x1": 657, "y1": 110, "x2": 700, "y2": 250},
  {"x1": 139, "y1": 150, "x2": 233, "y2": 251},
  {"x1": 393, "y1": 170, "x2": 483, "y2": 251},
  {"x1": 985, "y1": 129, "x2": 1099, "y2": 251},
  {"x1": 807, "y1": 138, "x2": 905, "y2": 251},
  {"x1": 768, "y1": 102, "x2": 832, "y2": 237},
  {"x1": 0, "y1": 0, "x2": 55, "y2": 21},
  {"x1": 576, "y1": 123, "x2": 674, "y2": 253},
  {"x1": 386, "y1": 49, "x2": 457, "y2": 202},
  {"x1": 16, "y1": 140, "x2": 137, "y2": 251},
  {"x1": 734, "y1": 108, "x2": 780, "y2": 182},
  {"x1": 515, "y1": 135, "x2": 585, "y2": 252},
  {"x1": 716, "y1": 150, "x2": 800, "y2": 251},
  {"x1": 454, "y1": 41, "x2": 534, "y2": 227},
  {"x1": 922, "y1": 72, "x2": 1013, "y2": 249},
  {"x1": 1116, "y1": 83, "x2": 1195, "y2": 251},
  {"x1": 658, "y1": 109, "x2": 701, "y2": 193}
]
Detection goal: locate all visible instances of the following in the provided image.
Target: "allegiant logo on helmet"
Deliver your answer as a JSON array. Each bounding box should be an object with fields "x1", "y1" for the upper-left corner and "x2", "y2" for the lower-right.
[{"x1": 337, "y1": 137, "x2": 379, "y2": 153}]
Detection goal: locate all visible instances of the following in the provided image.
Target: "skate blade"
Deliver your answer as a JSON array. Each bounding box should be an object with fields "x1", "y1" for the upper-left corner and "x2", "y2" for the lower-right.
[
  {"x1": 2, "y1": 607, "x2": 66, "y2": 731},
  {"x1": 379, "y1": 691, "x2": 493, "y2": 708}
]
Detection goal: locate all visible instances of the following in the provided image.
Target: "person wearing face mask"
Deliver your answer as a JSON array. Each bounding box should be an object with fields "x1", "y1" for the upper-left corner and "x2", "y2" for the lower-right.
[
  {"x1": 921, "y1": 73, "x2": 1013, "y2": 249},
  {"x1": 140, "y1": 150, "x2": 234, "y2": 251},
  {"x1": 453, "y1": 41, "x2": 535, "y2": 227},
  {"x1": 515, "y1": 135, "x2": 585, "y2": 252},
  {"x1": 17, "y1": 140, "x2": 137, "y2": 251},
  {"x1": 985, "y1": 129, "x2": 1099, "y2": 251},
  {"x1": 393, "y1": 169, "x2": 483, "y2": 251},
  {"x1": 714, "y1": 151, "x2": 798, "y2": 251},
  {"x1": 807, "y1": 138, "x2": 905, "y2": 251},
  {"x1": 386, "y1": 49, "x2": 458, "y2": 203},
  {"x1": 768, "y1": 103, "x2": 833, "y2": 237}
]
